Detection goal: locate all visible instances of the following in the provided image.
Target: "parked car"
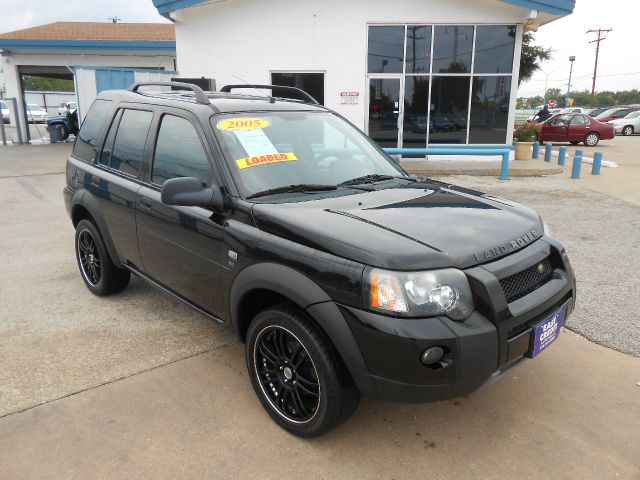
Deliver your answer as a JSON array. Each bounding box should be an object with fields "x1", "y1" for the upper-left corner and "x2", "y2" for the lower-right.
[
  {"x1": 64, "y1": 82, "x2": 576, "y2": 437},
  {"x1": 537, "y1": 113, "x2": 614, "y2": 146},
  {"x1": 57, "y1": 100, "x2": 78, "y2": 115},
  {"x1": 1, "y1": 100, "x2": 9, "y2": 123},
  {"x1": 587, "y1": 107, "x2": 610, "y2": 118},
  {"x1": 26, "y1": 103, "x2": 48, "y2": 123},
  {"x1": 593, "y1": 107, "x2": 640, "y2": 123},
  {"x1": 608, "y1": 110, "x2": 640, "y2": 136},
  {"x1": 46, "y1": 108, "x2": 79, "y2": 142}
]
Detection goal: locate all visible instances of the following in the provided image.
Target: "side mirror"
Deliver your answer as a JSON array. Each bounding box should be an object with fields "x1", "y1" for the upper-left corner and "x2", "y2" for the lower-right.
[{"x1": 160, "y1": 177, "x2": 224, "y2": 209}]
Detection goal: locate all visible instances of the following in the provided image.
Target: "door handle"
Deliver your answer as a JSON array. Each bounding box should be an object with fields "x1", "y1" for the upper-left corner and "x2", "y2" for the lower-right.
[
  {"x1": 139, "y1": 196, "x2": 152, "y2": 208},
  {"x1": 90, "y1": 177, "x2": 100, "y2": 187}
]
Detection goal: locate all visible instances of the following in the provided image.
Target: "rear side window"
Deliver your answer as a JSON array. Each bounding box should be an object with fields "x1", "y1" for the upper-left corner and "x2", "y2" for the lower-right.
[
  {"x1": 73, "y1": 100, "x2": 112, "y2": 162},
  {"x1": 108, "y1": 109, "x2": 153, "y2": 177},
  {"x1": 152, "y1": 115, "x2": 210, "y2": 186}
]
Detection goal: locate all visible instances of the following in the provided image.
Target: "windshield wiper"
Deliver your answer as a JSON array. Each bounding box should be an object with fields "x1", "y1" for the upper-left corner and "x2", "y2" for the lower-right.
[
  {"x1": 246, "y1": 183, "x2": 338, "y2": 199},
  {"x1": 338, "y1": 174, "x2": 418, "y2": 187}
]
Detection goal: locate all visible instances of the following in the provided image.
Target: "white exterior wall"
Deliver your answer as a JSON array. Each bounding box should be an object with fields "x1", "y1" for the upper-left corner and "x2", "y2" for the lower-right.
[
  {"x1": 173, "y1": 0, "x2": 532, "y2": 139},
  {"x1": 2, "y1": 51, "x2": 175, "y2": 139}
]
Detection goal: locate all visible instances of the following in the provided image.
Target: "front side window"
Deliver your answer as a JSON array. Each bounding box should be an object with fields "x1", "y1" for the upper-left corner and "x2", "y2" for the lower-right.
[
  {"x1": 73, "y1": 99, "x2": 112, "y2": 162},
  {"x1": 152, "y1": 115, "x2": 210, "y2": 186},
  {"x1": 212, "y1": 111, "x2": 405, "y2": 198},
  {"x1": 109, "y1": 109, "x2": 153, "y2": 176}
]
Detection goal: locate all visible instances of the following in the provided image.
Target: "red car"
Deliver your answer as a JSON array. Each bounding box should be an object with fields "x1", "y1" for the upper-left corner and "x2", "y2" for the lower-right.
[
  {"x1": 538, "y1": 113, "x2": 614, "y2": 147},
  {"x1": 594, "y1": 107, "x2": 640, "y2": 123}
]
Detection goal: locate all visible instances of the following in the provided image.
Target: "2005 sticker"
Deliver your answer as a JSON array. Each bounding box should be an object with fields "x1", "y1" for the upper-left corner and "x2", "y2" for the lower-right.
[
  {"x1": 236, "y1": 152, "x2": 298, "y2": 169},
  {"x1": 217, "y1": 118, "x2": 270, "y2": 131}
]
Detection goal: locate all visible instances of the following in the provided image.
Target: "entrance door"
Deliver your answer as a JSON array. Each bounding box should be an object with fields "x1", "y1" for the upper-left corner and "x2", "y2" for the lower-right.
[{"x1": 368, "y1": 77, "x2": 401, "y2": 148}]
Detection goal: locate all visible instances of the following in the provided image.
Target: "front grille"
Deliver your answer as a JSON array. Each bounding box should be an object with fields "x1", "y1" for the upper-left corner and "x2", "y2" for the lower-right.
[{"x1": 500, "y1": 257, "x2": 553, "y2": 303}]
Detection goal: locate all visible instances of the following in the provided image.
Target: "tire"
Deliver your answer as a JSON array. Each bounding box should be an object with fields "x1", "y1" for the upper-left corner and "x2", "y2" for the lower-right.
[
  {"x1": 246, "y1": 304, "x2": 360, "y2": 437},
  {"x1": 584, "y1": 132, "x2": 600, "y2": 147},
  {"x1": 61, "y1": 124, "x2": 70, "y2": 141},
  {"x1": 622, "y1": 125, "x2": 634, "y2": 136},
  {"x1": 75, "y1": 219, "x2": 130, "y2": 296}
]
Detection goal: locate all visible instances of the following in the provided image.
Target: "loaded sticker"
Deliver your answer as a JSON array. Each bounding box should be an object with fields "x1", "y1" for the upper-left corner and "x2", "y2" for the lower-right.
[
  {"x1": 216, "y1": 118, "x2": 270, "y2": 131},
  {"x1": 236, "y1": 152, "x2": 298, "y2": 169}
]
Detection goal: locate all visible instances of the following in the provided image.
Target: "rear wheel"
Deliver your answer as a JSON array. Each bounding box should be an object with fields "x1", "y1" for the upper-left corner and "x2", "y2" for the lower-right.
[
  {"x1": 246, "y1": 304, "x2": 359, "y2": 437},
  {"x1": 584, "y1": 132, "x2": 600, "y2": 147},
  {"x1": 622, "y1": 125, "x2": 634, "y2": 136},
  {"x1": 75, "y1": 219, "x2": 130, "y2": 296}
]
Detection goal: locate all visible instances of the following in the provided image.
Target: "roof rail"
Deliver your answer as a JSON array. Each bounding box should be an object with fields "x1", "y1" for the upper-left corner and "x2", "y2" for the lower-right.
[
  {"x1": 220, "y1": 84, "x2": 319, "y2": 105},
  {"x1": 128, "y1": 81, "x2": 210, "y2": 105}
]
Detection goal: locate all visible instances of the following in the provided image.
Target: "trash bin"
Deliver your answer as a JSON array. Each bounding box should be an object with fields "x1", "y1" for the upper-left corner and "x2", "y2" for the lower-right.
[{"x1": 49, "y1": 124, "x2": 62, "y2": 143}]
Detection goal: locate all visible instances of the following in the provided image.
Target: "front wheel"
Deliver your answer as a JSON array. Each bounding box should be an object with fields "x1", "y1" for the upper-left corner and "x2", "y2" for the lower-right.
[
  {"x1": 246, "y1": 304, "x2": 359, "y2": 437},
  {"x1": 584, "y1": 132, "x2": 600, "y2": 147},
  {"x1": 622, "y1": 125, "x2": 634, "y2": 136}
]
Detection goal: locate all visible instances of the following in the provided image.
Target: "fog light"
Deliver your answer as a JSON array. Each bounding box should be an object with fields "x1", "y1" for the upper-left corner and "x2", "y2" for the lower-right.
[{"x1": 421, "y1": 346, "x2": 445, "y2": 365}]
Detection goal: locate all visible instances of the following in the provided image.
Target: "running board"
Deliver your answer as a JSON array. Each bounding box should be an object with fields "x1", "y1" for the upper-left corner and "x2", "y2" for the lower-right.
[{"x1": 124, "y1": 265, "x2": 225, "y2": 325}]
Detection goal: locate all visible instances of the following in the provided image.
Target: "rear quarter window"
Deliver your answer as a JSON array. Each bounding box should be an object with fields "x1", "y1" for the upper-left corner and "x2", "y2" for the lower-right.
[{"x1": 73, "y1": 99, "x2": 112, "y2": 162}]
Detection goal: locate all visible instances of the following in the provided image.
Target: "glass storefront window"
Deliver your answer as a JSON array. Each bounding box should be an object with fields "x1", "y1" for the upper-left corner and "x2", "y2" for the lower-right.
[
  {"x1": 474, "y1": 26, "x2": 516, "y2": 74},
  {"x1": 429, "y1": 77, "x2": 470, "y2": 144},
  {"x1": 405, "y1": 26, "x2": 431, "y2": 74},
  {"x1": 468, "y1": 76, "x2": 511, "y2": 144},
  {"x1": 432, "y1": 26, "x2": 473, "y2": 73},
  {"x1": 368, "y1": 26, "x2": 405, "y2": 74},
  {"x1": 402, "y1": 76, "x2": 429, "y2": 149},
  {"x1": 271, "y1": 72, "x2": 325, "y2": 105}
]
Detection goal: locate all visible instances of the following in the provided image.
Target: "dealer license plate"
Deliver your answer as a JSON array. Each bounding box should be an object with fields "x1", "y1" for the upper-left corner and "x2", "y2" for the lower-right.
[{"x1": 530, "y1": 307, "x2": 565, "y2": 357}]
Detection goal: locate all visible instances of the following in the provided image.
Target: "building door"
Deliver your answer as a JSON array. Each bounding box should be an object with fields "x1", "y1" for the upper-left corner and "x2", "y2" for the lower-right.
[{"x1": 367, "y1": 77, "x2": 402, "y2": 148}]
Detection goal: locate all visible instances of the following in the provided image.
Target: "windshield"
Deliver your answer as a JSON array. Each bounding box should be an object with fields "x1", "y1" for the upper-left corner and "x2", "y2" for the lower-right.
[
  {"x1": 212, "y1": 111, "x2": 406, "y2": 198},
  {"x1": 595, "y1": 108, "x2": 619, "y2": 119}
]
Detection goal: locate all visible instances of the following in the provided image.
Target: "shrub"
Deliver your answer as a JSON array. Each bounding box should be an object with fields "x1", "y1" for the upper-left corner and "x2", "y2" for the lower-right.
[{"x1": 513, "y1": 122, "x2": 541, "y2": 142}]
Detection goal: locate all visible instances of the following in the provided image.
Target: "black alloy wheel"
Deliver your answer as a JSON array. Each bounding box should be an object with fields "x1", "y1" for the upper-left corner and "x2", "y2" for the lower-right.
[
  {"x1": 77, "y1": 228, "x2": 102, "y2": 286},
  {"x1": 254, "y1": 325, "x2": 321, "y2": 423},
  {"x1": 246, "y1": 304, "x2": 359, "y2": 437},
  {"x1": 74, "y1": 219, "x2": 130, "y2": 296}
]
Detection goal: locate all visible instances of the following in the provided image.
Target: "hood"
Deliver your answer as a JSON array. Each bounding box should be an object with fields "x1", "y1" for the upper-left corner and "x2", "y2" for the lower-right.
[{"x1": 251, "y1": 184, "x2": 543, "y2": 270}]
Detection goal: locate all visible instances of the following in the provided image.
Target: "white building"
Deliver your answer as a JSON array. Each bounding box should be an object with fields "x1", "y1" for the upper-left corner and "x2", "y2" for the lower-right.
[
  {"x1": 153, "y1": 0, "x2": 574, "y2": 147},
  {"x1": 0, "y1": 22, "x2": 177, "y2": 141}
]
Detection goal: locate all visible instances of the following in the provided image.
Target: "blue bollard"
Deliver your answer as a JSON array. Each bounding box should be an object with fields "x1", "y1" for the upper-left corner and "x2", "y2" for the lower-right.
[
  {"x1": 571, "y1": 149, "x2": 583, "y2": 179},
  {"x1": 544, "y1": 143, "x2": 553, "y2": 162},
  {"x1": 558, "y1": 146, "x2": 567, "y2": 166},
  {"x1": 499, "y1": 151, "x2": 510, "y2": 180},
  {"x1": 592, "y1": 151, "x2": 603, "y2": 175},
  {"x1": 532, "y1": 141, "x2": 540, "y2": 159}
]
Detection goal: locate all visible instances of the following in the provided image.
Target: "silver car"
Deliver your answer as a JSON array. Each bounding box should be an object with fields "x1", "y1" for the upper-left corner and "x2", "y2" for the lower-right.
[{"x1": 608, "y1": 111, "x2": 640, "y2": 136}]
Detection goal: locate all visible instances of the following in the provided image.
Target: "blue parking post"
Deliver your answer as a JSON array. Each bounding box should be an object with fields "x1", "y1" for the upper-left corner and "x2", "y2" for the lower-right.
[
  {"x1": 532, "y1": 141, "x2": 540, "y2": 159},
  {"x1": 544, "y1": 143, "x2": 553, "y2": 162},
  {"x1": 571, "y1": 149, "x2": 583, "y2": 179},
  {"x1": 558, "y1": 146, "x2": 567, "y2": 166},
  {"x1": 499, "y1": 151, "x2": 510, "y2": 180},
  {"x1": 592, "y1": 151, "x2": 603, "y2": 175}
]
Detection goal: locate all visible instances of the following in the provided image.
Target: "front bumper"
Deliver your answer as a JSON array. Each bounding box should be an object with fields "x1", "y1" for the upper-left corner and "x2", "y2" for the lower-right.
[{"x1": 318, "y1": 237, "x2": 576, "y2": 403}]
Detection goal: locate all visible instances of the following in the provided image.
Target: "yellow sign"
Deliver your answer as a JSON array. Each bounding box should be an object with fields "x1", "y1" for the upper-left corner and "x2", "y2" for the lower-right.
[
  {"x1": 236, "y1": 152, "x2": 298, "y2": 170},
  {"x1": 217, "y1": 118, "x2": 270, "y2": 131},
  {"x1": 568, "y1": 98, "x2": 575, "y2": 106}
]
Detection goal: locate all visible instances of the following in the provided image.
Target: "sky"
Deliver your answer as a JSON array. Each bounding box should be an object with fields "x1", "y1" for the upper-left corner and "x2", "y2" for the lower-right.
[
  {"x1": 0, "y1": 0, "x2": 636, "y2": 96},
  {"x1": 517, "y1": 0, "x2": 639, "y2": 98}
]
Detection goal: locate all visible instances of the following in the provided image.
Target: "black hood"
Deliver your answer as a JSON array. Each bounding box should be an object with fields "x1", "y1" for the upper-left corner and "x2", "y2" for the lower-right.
[{"x1": 251, "y1": 185, "x2": 543, "y2": 270}]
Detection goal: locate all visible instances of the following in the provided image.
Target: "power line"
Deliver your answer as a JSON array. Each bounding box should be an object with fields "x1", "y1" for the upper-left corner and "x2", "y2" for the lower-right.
[{"x1": 587, "y1": 28, "x2": 612, "y2": 104}]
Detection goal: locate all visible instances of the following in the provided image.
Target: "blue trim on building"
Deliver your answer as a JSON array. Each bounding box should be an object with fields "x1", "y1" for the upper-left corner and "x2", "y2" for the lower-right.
[
  {"x1": 0, "y1": 39, "x2": 176, "y2": 52},
  {"x1": 153, "y1": 0, "x2": 207, "y2": 14},
  {"x1": 73, "y1": 65, "x2": 178, "y2": 74},
  {"x1": 499, "y1": 0, "x2": 575, "y2": 15}
]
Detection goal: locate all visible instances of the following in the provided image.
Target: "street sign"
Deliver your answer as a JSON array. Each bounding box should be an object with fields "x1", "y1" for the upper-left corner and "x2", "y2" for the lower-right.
[{"x1": 548, "y1": 99, "x2": 557, "y2": 108}]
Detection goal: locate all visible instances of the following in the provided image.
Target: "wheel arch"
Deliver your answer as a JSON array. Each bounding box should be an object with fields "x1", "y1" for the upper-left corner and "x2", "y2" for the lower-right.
[{"x1": 71, "y1": 193, "x2": 123, "y2": 268}]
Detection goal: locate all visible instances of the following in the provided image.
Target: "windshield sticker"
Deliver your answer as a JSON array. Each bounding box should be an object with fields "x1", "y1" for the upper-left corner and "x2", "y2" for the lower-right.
[
  {"x1": 236, "y1": 152, "x2": 298, "y2": 170},
  {"x1": 233, "y1": 128, "x2": 279, "y2": 157},
  {"x1": 217, "y1": 118, "x2": 270, "y2": 131}
]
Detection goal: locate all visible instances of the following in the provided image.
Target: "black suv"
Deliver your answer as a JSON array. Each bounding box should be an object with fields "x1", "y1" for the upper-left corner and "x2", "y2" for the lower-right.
[{"x1": 64, "y1": 82, "x2": 576, "y2": 437}]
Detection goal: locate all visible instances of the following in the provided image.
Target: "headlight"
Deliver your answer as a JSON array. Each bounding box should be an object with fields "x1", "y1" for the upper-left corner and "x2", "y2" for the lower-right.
[{"x1": 368, "y1": 268, "x2": 474, "y2": 320}]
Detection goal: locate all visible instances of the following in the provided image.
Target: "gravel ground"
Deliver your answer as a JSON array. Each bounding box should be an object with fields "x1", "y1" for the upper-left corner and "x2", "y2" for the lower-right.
[{"x1": 436, "y1": 174, "x2": 640, "y2": 358}]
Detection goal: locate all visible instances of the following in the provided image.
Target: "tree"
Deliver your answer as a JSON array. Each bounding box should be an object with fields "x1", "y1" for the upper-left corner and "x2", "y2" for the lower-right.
[
  {"x1": 519, "y1": 32, "x2": 553, "y2": 86},
  {"x1": 22, "y1": 75, "x2": 74, "y2": 92}
]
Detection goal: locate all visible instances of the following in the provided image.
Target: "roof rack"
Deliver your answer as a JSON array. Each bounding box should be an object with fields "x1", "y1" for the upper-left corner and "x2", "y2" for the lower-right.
[
  {"x1": 220, "y1": 84, "x2": 319, "y2": 105},
  {"x1": 128, "y1": 81, "x2": 210, "y2": 105}
]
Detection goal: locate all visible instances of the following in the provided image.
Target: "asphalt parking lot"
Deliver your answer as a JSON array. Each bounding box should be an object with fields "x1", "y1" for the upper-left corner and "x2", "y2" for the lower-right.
[{"x1": 0, "y1": 140, "x2": 639, "y2": 479}]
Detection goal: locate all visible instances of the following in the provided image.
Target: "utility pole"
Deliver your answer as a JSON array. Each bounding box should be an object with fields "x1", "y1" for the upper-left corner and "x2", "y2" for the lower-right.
[{"x1": 587, "y1": 28, "x2": 612, "y2": 105}]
